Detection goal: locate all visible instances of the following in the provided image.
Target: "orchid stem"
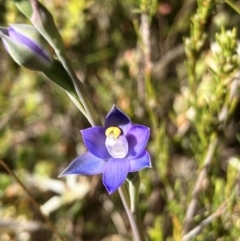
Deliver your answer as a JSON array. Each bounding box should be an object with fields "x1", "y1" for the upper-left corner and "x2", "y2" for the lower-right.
[
  {"x1": 118, "y1": 177, "x2": 146, "y2": 241},
  {"x1": 0, "y1": 160, "x2": 66, "y2": 241},
  {"x1": 55, "y1": 49, "x2": 100, "y2": 126}
]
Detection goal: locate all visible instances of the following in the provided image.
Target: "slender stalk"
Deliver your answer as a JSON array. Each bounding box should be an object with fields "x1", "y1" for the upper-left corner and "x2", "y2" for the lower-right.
[
  {"x1": 0, "y1": 160, "x2": 66, "y2": 241},
  {"x1": 182, "y1": 134, "x2": 219, "y2": 235},
  {"x1": 54, "y1": 49, "x2": 100, "y2": 126},
  {"x1": 128, "y1": 174, "x2": 146, "y2": 240},
  {"x1": 118, "y1": 185, "x2": 146, "y2": 241},
  {"x1": 224, "y1": 0, "x2": 240, "y2": 14},
  {"x1": 182, "y1": 201, "x2": 228, "y2": 241},
  {"x1": 67, "y1": 92, "x2": 87, "y2": 117},
  {"x1": 139, "y1": 12, "x2": 152, "y2": 104}
]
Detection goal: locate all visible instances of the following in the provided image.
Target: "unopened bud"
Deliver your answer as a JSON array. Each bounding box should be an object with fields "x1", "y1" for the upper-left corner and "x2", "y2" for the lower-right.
[{"x1": 0, "y1": 24, "x2": 52, "y2": 71}]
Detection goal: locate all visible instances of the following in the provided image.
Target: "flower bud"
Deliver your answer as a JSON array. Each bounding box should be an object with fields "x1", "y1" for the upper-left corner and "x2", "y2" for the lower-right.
[
  {"x1": 0, "y1": 24, "x2": 78, "y2": 98},
  {"x1": 14, "y1": 0, "x2": 65, "y2": 52},
  {"x1": 0, "y1": 24, "x2": 52, "y2": 71}
]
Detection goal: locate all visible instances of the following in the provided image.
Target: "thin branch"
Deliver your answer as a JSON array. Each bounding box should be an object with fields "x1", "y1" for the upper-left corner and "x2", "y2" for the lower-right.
[
  {"x1": 151, "y1": 44, "x2": 185, "y2": 79},
  {"x1": 182, "y1": 135, "x2": 219, "y2": 235},
  {"x1": 224, "y1": 0, "x2": 240, "y2": 14},
  {"x1": 182, "y1": 201, "x2": 228, "y2": 241},
  {"x1": 141, "y1": 13, "x2": 152, "y2": 72},
  {"x1": 0, "y1": 160, "x2": 66, "y2": 241},
  {"x1": 138, "y1": 12, "x2": 152, "y2": 104}
]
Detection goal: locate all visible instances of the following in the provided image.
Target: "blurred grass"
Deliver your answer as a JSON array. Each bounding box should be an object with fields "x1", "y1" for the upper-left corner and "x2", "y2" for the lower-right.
[{"x1": 1, "y1": 0, "x2": 240, "y2": 241}]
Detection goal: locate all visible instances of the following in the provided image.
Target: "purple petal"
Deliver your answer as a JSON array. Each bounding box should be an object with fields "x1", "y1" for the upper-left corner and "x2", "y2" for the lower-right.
[
  {"x1": 81, "y1": 126, "x2": 111, "y2": 159},
  {"x1": 102, "y1": 158, "x2": 129, "y2": 194},
  {"x1": 59, "y1": 152, "x2": 107, "y2": 176},
  {"x1": 129, "y1": 151, "x2": 151, "y2": 172},
  {"x1": 127, "y1": 125, "x2": 150, "y2": 159},
  {"x1": 105, "y1": 106, "x2": 132, "y2": 135},
  {"x1": 8, "y1": 27, "x2": 51, "y2": 63}
]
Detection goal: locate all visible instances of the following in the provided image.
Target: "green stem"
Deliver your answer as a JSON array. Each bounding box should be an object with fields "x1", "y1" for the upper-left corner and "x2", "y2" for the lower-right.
[
  {"x1": 118, "y1": 176, "x2": 146, "y2": 241},
  {"x1": 54, "y1": 49, "x2": 100, "y2": 126}
]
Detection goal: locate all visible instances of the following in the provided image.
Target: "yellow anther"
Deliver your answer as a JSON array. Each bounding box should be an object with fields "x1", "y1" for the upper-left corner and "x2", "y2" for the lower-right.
[
  {"x1": 105, "y1": 127, "x2": 115, "y2": 136},
  {"x1": 105, "y1": 126, "x2": 121, "y2": 139}
]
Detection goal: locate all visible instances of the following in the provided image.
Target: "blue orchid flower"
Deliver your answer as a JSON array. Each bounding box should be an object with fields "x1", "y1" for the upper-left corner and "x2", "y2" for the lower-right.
[{"x1": 59, "y1": 106, "x2": 151, "y2": 194}]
